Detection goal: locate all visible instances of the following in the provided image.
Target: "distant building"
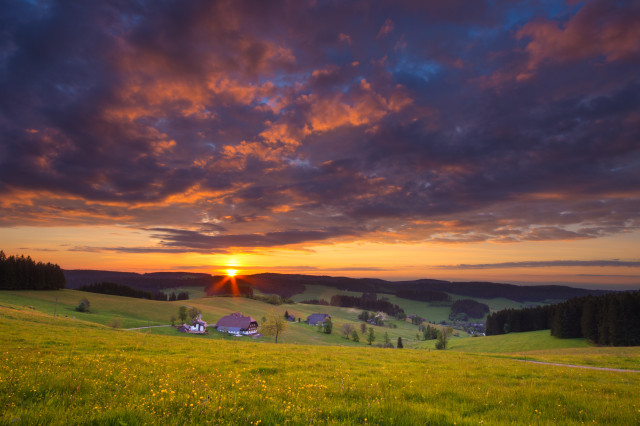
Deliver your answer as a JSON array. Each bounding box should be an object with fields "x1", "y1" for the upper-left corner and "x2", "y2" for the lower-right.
[
  {"x1": 177, "y1": 314, "x2": 208, "y2": 334},
  {"x1": 215, "y1": 312, "x2": 258, "y2": 335},
  {"x1": 307, "y1": 313, "x2": 331, "y2": 326},
  {"x1": 286, "y1": 315, "x2": 296, "y2": 322}
]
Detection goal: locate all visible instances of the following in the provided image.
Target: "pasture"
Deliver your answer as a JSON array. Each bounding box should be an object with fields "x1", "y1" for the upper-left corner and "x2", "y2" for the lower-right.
[
  {"x1": 1, "y1": 303, "x2": 639, "y2": 425},
  {"x1": 0, "y1": 289, "x2": 442, "y2": 347}
]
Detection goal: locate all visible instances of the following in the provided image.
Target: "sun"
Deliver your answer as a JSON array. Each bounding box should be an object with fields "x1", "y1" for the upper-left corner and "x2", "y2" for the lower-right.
[{"x1": 226, "y1": 269, "x2": 238, "y2": 277}]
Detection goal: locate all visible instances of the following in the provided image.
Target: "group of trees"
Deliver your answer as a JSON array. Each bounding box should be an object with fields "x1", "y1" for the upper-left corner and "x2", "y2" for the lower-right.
[
  {"x1": 299, "y1": 298, "x2": 329, "y2": 305},
  {"x1": 550, "y1": 291, "x2": 640, "y2": 346},
  {"x1": 486, "y1": 305, "x2": 552, "y2": 335},
  {"x1": 409, "y1": 315, "x2": 426, "y2": 325},
  {"x1": 329, "y1": 293, "x2": 405, "y2": 318},
  {"x1": 0, "y1": 251, "x2": 65, "y2": 290},
  {"x1": 416, "y1": 323, "x2": 439, "y2": 341},
  {"x1": 79, "y1": 282, "x2": 189, "y2": 301},
  {"x1": 177, "y1": 306, "x2": 201, "y2": 323},
  {"x1": 486, "y1": 291, "x2": 640, "y2": 346},
  {"x1": 357, "y1": 310, "x2": 385, "y2": 326},
  {"x1": 435, "y1": 328, "x2": 452, "y2": 350},
  {"x1": 448, "y1": 299, "x2": 490, "y2": 321}
]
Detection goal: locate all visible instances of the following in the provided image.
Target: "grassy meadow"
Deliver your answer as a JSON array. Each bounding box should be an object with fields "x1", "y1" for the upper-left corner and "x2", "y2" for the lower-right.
[
  {"x1": 2, "y1": 303, "x2": 640, "y2": 425},
  {"x1": 292, "y1": 285, "x2": 542, "y2": 323},
  {"x1": 447, "y1": 330, "x2": 592, "y2": 354},
  {"x1": 0, "y1": 289, "x2": 444, "y2": 347}
]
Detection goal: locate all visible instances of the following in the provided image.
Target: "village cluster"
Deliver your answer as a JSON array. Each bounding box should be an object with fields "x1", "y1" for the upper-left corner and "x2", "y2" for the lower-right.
[{"x1": 177, "y1": 312, "x2": 331, "y2": 337}]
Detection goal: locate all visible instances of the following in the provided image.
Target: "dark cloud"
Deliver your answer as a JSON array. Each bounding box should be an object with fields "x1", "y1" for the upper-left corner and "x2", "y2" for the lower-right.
[
  {"x1": 0, "y1": 0, "x2": 639, "y2": 252},
  {"x1": 143, "y1": 226, "x2": 363, "y2": 251}
]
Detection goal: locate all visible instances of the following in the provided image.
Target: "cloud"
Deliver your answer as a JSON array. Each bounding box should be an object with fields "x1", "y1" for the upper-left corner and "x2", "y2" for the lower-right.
[
  {"x1": 145, "y1": 226, "x2": 363, "y2": 251},
  {"x1": 517, "y1": 0, "x2": 640, "y2": 79},
  {"x1": 0, "y1": 0, "x2": 639, "y2": 253},
  {"x1": 438, "y1": 260, "x2": 640, "y2": 270}
]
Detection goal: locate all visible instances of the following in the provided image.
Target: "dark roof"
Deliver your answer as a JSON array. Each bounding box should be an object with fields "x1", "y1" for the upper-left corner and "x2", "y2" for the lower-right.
[
  {"x1": 307, "y1": 313, "x2": 330, "y2": 324},
  {"x1": 216, "y1": 312, "x2": 257, "y2": 329}
]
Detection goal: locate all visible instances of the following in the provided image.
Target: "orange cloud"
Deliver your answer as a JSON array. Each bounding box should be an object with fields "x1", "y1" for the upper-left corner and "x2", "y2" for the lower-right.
[
  {"x1": 304, "y1": 80, "x2": 412, "y2": 133},
  {"x1": 517, "y1": 1, "x2": 640, "y2": 79}
]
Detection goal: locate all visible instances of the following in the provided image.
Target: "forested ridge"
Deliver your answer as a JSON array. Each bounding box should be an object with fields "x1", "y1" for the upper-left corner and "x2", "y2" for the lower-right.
[
  {"x1": 79, "y1": 282, "x2": 189, "y2": 301},
  {"x1": 0, "y1": 251, "x2": 65, "y2": 290}
]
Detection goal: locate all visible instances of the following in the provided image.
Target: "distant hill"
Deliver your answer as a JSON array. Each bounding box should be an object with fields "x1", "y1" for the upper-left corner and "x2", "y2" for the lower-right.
[
  {"x1": 65, "y1": 270, "x2": 612, "y2": 303},
  {"x1": 64, "y1": 270, "x2": 214, "y2": 291}
]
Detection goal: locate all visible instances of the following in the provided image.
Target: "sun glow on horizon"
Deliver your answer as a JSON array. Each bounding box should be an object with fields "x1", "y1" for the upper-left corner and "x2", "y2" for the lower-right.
[{"x1": 226, "y1": 269, "x2": 238, "y2": 277}]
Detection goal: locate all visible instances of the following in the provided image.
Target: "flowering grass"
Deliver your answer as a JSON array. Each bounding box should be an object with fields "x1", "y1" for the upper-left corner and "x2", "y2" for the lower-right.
[
  {"x1": 2, "y1": 304, "x2": 640, "y2": 425},
  {"x1": 448, "y1": 329, "x2": 591, "y2": 353},
  {"x1": 506, "y1": 346, "x2": 640, "y2": 370}
]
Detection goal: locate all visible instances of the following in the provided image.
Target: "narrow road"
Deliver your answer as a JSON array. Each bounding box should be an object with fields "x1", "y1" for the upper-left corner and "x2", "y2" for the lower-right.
[
  {"x1": 126, "y1": 325, "x2": 172, "y2": 330},
  {"x1": 517, "y1": 359, "x2": 640, "y2": 373}
]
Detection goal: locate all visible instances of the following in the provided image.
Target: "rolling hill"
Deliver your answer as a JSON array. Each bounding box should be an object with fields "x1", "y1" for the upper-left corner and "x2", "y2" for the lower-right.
[{"x1": 64, "y1": 270, "x2": 612, "y2": 303}]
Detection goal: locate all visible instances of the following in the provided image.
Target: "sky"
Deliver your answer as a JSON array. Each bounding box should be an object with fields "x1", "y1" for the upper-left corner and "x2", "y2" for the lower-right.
[{"x1": 1, "y1": 0, "x2": 639, "y2": 289}]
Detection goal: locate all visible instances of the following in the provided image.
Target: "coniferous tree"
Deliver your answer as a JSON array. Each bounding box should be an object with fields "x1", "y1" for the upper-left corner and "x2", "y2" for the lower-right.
[{"x1": 367, "y1": 327, "x2": 375, "y2": 345}]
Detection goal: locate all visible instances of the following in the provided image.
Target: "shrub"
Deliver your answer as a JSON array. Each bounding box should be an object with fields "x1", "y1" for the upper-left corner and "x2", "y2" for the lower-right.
[{"x1": 76, "y1": 298, "x2": 90, "y2": 313}]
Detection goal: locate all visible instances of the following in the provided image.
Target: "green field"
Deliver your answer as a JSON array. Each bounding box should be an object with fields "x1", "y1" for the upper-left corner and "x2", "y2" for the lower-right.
[
  {"x1": 292, "y1": 285, "x2": 542, "y2": 323},
  {"x1": 0, "y1": 289, "x2": 432, "y2": 348},
  {"x1": 2, "y1": 301, "x2": 639, "y2": 425},
  {"x1": 448, "y1": 330, "x2": 591, "y2": 354}
]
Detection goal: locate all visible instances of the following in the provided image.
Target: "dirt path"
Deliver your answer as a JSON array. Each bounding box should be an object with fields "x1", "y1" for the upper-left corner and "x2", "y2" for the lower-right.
[
  {"x1": 517, "y1": 359, "x2": 640, "y2": 373},
  {"x1": 126, "y1": 325, "x2": 172, "y2": 330}
]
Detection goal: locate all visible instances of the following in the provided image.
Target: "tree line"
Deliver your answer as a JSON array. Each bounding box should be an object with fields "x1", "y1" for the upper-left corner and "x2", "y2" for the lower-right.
[
  {"x1": 550, "y1": 291, "x2": 640, "y2": 345},
  {"x1": 449, "y1": 299, "x2": 490, "y2": 320},
  {"x1": 79, "y1": 281, "x2": 189, "y2": 301},
  {"x1": 329, "y1": 293, "x2": 405, "y2": 318},
  {"x1": 485, "y1": 305, "x2": 552, "y2": 335},
  {"x1": 486, "y1": 291, "x2": 640, "y2": 346},
  {"x1": 0, "y1": 251, "x2": 65, "y2": 290}
]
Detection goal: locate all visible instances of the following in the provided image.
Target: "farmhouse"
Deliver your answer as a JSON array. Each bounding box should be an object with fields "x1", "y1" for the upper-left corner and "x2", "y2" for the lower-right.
[
  {"x1": 178, "y1": 314, "x2": 208, "y2": 334},
  {"x1": 307, "y1": 313, "x2": 330, "y2": 326},
  {"x1": 215, "y1": 312, "x2": 258, "y2": 335}
]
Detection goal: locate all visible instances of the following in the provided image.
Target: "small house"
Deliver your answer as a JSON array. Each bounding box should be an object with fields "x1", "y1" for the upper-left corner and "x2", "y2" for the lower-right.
[
  {"x1": 178, "y1": 314, "x2": 208, "y2": 334},
  {"x1": 307, "y1": 313, "x2": 330, "y2": 326},
  {"x1": 286, "y1": 315, "x2": 296, "y2": 322},
  {"x1": 215, "y1": 312, "x2": 258, "y2": 335}
]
